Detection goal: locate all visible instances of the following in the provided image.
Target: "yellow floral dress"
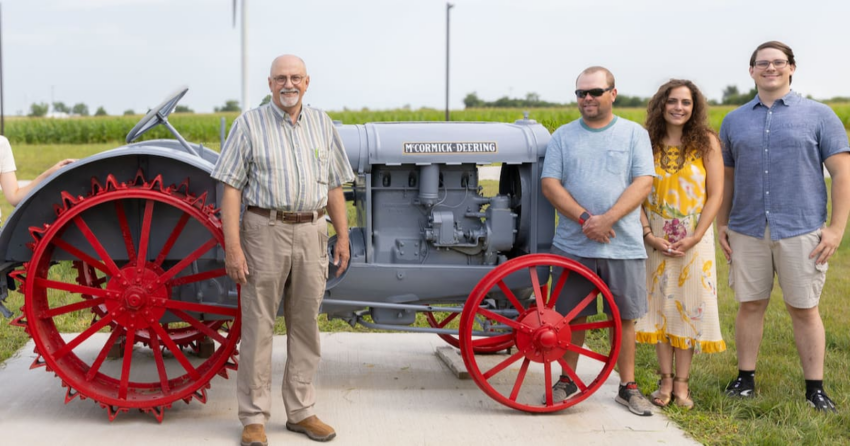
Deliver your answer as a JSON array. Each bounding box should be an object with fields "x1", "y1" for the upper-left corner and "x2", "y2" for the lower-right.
[{"x1": 635, "y1": 146, "x2": 726, "y2": 353}]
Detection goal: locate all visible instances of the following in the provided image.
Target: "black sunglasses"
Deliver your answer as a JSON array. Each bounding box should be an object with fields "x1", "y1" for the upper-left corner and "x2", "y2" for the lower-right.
[{"x1": 575, "y1": 87, "x2": 613, "y2": 98}]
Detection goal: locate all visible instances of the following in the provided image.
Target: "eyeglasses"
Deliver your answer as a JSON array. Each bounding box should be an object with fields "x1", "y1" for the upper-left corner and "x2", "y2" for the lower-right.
[
  {"x1": 272, "y1": 75, "x2": 305, "y2": 85},
  {"x1": 575, "y1": 87, "x2": 613, "y2": 98},
  {"x1": 753, "y1": 59, "x2": 789, "y2": 69}
]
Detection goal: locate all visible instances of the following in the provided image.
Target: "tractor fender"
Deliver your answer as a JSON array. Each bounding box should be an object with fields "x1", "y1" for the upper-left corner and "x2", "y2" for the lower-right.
[{"x1": 0, "y1": 141, "x2": 222, "y2": 266}]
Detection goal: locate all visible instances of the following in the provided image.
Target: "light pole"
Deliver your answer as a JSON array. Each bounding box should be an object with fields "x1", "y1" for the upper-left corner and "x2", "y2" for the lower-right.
[
  {"x1": 231, "y1": 0, "x2": 249, "y2": 112},
  {"x1": 445, "y1": 2, "x2": 453, "y2": 121}
]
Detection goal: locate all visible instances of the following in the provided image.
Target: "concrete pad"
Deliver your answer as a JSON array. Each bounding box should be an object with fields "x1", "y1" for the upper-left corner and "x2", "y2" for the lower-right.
[{"x1": 0, "y1": 333, "x2": 698, "y2": 445}]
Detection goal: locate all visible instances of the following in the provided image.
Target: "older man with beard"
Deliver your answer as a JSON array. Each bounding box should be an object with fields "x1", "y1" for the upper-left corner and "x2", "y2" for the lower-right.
[{"x1": 212, "y1": 54, "x2": 355, "y2": 445}]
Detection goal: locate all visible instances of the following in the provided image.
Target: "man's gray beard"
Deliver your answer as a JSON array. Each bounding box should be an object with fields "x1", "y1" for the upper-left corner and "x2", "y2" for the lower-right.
[{"x1": 279, "y1": 90, "x2": 299, "y2": 108}]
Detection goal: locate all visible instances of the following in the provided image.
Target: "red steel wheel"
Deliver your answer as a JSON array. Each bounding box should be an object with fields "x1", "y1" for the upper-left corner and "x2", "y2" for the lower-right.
[
  {"x1": 458, "y1": 254, "x2": 621, "y2": 412},
  {"x1": 74, "y1": 260, "x2": 227, "y2": 349},
  {"x1": 18, "y1": 173, "x2": 240, "y2": 422},
  {"x1": 424, "y1": 307, "x2": 515, "y2": 353}
]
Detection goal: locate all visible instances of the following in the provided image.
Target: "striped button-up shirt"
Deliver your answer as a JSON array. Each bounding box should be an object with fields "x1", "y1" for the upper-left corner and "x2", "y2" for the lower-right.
[{"x1": 211, "y1": 102, "x2": 355, "y2": 210}]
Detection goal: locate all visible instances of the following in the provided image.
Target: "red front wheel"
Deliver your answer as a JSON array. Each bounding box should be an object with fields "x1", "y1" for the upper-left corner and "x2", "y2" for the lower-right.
[{"x1": 459, "y1": 254, "x2": 621, "y2": 412}]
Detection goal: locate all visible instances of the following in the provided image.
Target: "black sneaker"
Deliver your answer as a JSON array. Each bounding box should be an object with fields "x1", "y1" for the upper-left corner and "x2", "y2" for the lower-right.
[
  {"x1": 724, "y1": 377, "x2": 755, "y2": 398},
  {"x1": 541, "y1": 379, "x2": 578, "y2": 404},
  {"x1": 807, "y1": 389, "x2": 837, "y2": 413}
]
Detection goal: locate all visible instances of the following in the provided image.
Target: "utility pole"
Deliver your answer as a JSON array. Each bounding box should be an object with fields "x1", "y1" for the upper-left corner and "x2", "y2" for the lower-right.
[
  {"x1": 445, "y1": 3, "x2": 453, "y2": 121},
  {"x1": 241, "y1": 0, "x2": 249, "y2": 112}
]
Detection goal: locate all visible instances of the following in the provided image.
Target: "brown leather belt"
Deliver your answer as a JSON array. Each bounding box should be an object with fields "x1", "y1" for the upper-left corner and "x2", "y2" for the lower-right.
[{"x1": 246, "y1": 206, "x2": 324, "y2": 223}]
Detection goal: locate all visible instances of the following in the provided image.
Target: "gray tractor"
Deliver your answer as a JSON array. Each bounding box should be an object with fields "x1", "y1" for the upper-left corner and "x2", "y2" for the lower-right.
[{"x1": 0, "y1": 88, "x2": 621, "y2": 421}]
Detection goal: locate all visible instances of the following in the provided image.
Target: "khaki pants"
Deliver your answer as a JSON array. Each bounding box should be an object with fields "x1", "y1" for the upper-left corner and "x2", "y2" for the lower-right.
[
  {"x1": 237, "y1": 209, "x2": 329, "y2": 426},
  {"x1": 727, "y1": 225, "x2": 827, "y2": 309}
]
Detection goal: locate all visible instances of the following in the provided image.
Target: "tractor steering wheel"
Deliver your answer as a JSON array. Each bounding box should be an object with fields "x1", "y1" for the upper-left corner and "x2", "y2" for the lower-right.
[{"x1": 125, "y1": 86, "x2": 189, "y2": 144}]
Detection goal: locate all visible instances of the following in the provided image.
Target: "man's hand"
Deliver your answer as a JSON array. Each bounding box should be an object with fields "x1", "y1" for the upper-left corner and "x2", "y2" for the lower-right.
[
  {"x1": 333, "y1": 238, "x2": 350, "y2": 276},
  {"x1": 225, "y1": 245, "x2": 250, "y2": 284},
  {"x1": 326, "y1": 187, "x2": 351, "y2": 276},
  {"x1": 717, "y1": 225, "x2": 732, "y2": 262},
  {"x1": 582, "y1": 214, "x2": 616, "y2": 243},
  {"x1": 810, "y1": 225, "x2": 843, "y2": 265}
]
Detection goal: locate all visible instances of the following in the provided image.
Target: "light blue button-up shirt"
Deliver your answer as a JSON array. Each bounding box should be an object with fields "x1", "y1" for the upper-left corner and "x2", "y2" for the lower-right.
[{"x1": 720, "y1": 91, "x2": 849, "y2": 240}]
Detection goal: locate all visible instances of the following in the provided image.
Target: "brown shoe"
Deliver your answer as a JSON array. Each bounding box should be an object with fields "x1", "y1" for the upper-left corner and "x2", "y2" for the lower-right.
[
  {"x1": 286, "y1": 415, "x2": 336, "y2": 442},
  {"x1": 241, "y1": 424, "x2": 268, "y2": 446}
]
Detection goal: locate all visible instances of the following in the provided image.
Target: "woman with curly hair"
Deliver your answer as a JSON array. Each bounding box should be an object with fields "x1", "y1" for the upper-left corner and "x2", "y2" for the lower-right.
[{"x1": 635, "y1": 79, "x2": 726, "y2": 409}]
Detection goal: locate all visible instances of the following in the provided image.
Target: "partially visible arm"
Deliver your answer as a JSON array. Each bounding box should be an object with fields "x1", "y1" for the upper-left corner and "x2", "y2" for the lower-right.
[
  {"x1": 582, "y1": 175, "x2": 652, "y2": 242},
  {"x1": 541, "y1": 177, "x2": 609, "y2": 243},
  {"x1": 542, "y1": 177, "x2": 586, "y2": 225},
  {"x1": 812, "y1": 152, "x2": 850, "y2": 264},
  {"x1": 325, "y1": 186, "x2": 349, "y2": 276},
  {"x1": 221, "y1": 184, "x2": 249, "y2": 283},
  {"x1": 1, "y1": 159, "x2": 75, "y2": 206},
  {"x1": 642, "y1": 205, "x2": 674, "y2": 255},
  {"x1": 716, "y1": 166, "x2": 735, "y2": 261}
]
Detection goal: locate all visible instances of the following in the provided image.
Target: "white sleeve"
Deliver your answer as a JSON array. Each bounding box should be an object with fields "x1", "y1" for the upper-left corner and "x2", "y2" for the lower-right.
[{"x1": 0, "y1": 136, "x2": 17, "y2": 173}]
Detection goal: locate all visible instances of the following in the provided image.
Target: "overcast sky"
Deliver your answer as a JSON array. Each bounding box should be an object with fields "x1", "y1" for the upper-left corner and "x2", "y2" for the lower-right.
[{"x1": 4, "y1": 0, "x2": 849, "y2": 115}]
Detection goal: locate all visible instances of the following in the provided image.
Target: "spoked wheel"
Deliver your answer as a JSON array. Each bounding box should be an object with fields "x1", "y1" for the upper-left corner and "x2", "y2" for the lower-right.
[
  {"x1": 424, "y1": 307, "x2": 515, "y2": 353},
  {"x1": 13, "y1": 172, "x2": 240, "y2": 422},
  {"x1": 74, "y1": 261, "x2": 226, "y2": 350},
  {"x1": 459, "y1": 254, "x2": 621, "y2": 413}
]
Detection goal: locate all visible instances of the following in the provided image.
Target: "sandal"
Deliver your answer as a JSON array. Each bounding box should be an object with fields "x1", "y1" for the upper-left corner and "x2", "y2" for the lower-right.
[
  {"x1": 650, "y1": 372, "x2": 674, "y2": 407},
  {"x1": 672, "y1": 376, "x2": 694, "y2": 409}
]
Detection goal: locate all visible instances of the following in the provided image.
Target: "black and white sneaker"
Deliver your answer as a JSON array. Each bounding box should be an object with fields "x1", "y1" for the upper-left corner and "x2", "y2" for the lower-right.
[
  {"x1": 615, "y1": 382, "x2": 654, "y2": 416},
  {"x1": 541, "y1": 379, "x2": 578, "y2": 404},
  {"x1": 807, "y1": 389, "x2": 837, "y2": 413},
  {"x1": 724, "y1": 377, "x2": 755, "y2": 398}
]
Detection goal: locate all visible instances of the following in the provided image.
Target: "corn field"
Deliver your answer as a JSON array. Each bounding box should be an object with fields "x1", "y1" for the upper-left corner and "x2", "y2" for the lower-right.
[{"x1": 4, "y1": 104, "x2": 849, "y2": 145}]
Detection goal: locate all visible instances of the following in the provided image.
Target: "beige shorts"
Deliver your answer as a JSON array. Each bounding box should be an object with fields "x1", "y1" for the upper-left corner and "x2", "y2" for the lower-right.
[{"x1": 727, "y1": 225, "x2": 827, "y2": 309}]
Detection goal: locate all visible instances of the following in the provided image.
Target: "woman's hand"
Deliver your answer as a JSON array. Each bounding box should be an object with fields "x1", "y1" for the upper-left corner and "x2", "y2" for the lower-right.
[
  {"x1": 670, "y1": 235, "x2": 699, "y2": 254},
  {"x1": 46, "y1": 159, "x2": 76, "y2": 176},
  {"x1": 646, "y1": 234, "x2": 686, "y2": 257}
]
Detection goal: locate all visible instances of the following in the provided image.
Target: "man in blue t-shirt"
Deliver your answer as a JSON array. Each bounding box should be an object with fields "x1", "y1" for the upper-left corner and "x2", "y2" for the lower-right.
[
  {"x1": 541, "y1": 66, "x2": 655, "y2": 416},
  {"x1": 718, "y1": 41, "x2": 850, "y2": 412}
]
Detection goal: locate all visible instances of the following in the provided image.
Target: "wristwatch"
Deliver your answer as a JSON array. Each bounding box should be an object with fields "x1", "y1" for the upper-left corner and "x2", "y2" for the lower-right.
[{"x1": 578, "y1": 211, "x2": 591, "y2": 225}]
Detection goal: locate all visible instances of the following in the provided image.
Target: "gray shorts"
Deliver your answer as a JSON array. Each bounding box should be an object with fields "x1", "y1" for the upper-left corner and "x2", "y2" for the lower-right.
[{"x1": 551, "y1": 246, "x2": 648, "y2": 320}]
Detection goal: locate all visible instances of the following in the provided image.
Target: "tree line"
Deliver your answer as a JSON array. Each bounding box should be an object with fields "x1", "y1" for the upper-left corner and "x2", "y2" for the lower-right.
[
  {"x1": 464, "y1": 85, "x2": 850, "y2": 109},
  {"x1": 26, "y1": 100, "x2": 242, "y2": 118},
  {"x1": 23, "y1": 86, "x2": 850, "y2": 118}
]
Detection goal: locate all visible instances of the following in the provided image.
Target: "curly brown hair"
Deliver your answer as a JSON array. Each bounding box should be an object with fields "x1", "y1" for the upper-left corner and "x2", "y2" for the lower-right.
[{"x1": 644, "y1": 79, "x2": 717, "y2": 160}]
